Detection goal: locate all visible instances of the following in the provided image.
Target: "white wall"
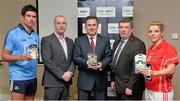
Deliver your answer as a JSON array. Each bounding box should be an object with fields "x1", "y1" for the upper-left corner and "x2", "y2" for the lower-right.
[{"x1": 38, "y1": 0, "x2": 77, "y2": 40}]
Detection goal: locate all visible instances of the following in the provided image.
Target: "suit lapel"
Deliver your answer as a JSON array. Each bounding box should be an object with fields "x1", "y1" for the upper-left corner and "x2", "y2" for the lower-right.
[
  {"x1": 65, "y1": 37, "x2": 70, "y2": 60},
  {"x1": 114, "y1": 40, "x2": 121, "y2": 49},
  {"x1": 118, "y1": 36, "x2": 133, "y2": 61},
  {"x1": 95, "y1": 35, "x2": 100, "y2": 53},
  {"x1": 52, "y1": 33, "x2": 67, "y2": 60},
  {"x1": 85, "y1": 35, "x2": 92, "y2": 53}
]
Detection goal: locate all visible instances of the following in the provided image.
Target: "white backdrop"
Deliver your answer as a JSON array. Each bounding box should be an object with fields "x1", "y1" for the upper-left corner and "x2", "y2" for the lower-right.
[{"x1": 38, "y1": 0, "x2": 77, "y2": 62}]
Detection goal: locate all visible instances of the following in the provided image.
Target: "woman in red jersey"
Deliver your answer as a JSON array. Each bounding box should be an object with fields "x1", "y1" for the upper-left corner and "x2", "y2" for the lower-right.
[{"x1": 140, "y1": 21, "x2": 179, "y2": 100}]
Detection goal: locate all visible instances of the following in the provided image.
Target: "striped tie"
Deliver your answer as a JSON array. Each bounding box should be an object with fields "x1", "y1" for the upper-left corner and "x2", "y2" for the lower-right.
[
  {"x1": 90, "y1": 37, "x2": 95, "y2": 53},
  {"x1": 111, "y1": 40, "x2": 125, "y2": 67}
]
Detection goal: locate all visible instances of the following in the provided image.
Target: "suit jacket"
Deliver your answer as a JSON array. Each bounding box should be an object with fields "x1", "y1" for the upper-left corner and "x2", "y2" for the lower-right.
[
  {"x1": 111, "y1": 35, "x2": 146, "y2": 94},
  {"x1": 41, "y1": 33, "x2": 75, "y2": 87},
  {"x1": 73, "y1": 34, "x2": 111, "y2": 90}
]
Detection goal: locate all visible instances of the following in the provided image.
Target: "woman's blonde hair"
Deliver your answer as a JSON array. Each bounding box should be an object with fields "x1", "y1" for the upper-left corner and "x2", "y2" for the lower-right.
[{"x1": 148, "y1": 21, "x2": 165, "y2": 33}]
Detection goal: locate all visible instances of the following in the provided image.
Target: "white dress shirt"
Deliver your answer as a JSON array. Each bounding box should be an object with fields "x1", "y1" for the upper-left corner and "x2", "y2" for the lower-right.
[
  {"x1": 87, "y1": 34, "x2": 97, "y2": 46},
  {"x1": 54, "y1": 32, "x2": 68, "y2": 59}
]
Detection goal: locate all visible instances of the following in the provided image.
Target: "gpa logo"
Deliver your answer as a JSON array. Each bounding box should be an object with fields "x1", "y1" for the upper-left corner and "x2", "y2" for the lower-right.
[
  {"x1": 14, "y1": 85, "x2": 20, "y2": 90},
  {"x1": 35, "y1": 39, "x2": 38, "y2": 43}
]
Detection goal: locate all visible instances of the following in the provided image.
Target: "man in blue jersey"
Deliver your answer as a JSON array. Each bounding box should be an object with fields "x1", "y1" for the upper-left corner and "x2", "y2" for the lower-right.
[{"x1": 1, "y1": 4, "x2": 39, "y2": 100}]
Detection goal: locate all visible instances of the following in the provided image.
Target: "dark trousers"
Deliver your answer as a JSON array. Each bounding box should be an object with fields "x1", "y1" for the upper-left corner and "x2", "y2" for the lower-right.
[
  {"x1": 116, "y1": 90, "x2": 143, "y2": 100},
  {"x1": 78, "y1": 88, "x2": 106, "y2": 100},
  {"x1": 44, "y1": 86, "x2": 69, "y2": 100}
]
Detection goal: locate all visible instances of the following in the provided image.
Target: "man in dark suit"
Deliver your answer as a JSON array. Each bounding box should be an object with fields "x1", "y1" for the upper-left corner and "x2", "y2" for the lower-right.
[
  {"x1": 41, "y1": 15, "x2": 75, "y2": 100},
  {"x1": 111, "y1": 17, "x2": 146, "y2": 100},
  {"x1": 74, "y1": 16, "x2": 111, "y2": 100}
]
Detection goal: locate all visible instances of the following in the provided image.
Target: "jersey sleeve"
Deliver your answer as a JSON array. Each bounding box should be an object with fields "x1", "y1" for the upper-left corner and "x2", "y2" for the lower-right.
[
  {"x1": 165, "y1": 45, "x2": 179, "y2": 66},
  {"x1": 3, "y1": 31, "x2": 15, "y2": 52}
]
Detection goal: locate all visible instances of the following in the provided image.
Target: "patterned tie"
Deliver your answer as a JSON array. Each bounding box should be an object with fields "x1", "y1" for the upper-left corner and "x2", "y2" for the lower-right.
[
  {"x1": 90, "y1": 37, "x2": 95, "y2": 53},
  {"x1": 111, "y1": 40, "x2": 125, "y2": 67}
]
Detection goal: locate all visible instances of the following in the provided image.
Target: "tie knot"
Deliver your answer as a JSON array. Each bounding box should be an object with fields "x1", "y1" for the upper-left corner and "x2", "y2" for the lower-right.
[
  {"x1": 119, "y1": 40, "x2": 125, "y2": 46},
  {"x1": 120, "y1": 40, "x2": 125, "y2": 43},
  {"x1": 90, "y1": 37, "x2": 94, "y2": 40}
]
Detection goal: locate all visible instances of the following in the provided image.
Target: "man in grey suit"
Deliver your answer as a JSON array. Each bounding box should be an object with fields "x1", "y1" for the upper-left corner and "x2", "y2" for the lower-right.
[
  {"x1": 111, "y1": 17, "x2": 146, "y2": 100},
  {"x1": 41, "y1": 15, "x2": 75, "y2": 100},
  {"x1": 74, "y1": 16, "x2": 111, "y2": 100}
]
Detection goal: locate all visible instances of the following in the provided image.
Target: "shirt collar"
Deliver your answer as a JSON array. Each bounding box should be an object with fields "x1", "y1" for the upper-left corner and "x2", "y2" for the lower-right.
[
  {"x1": 54, "y1": 32, "x2": 66, "y2": 40},
  {"x1": 121, "y1": 38, "x2": 129, "y2": 44},
  {"x1": 150, "y1": 40, "x2": 166, "y2": 49},
  {"x1": 87, "y1": 34, "x2": 97, "y2": 40},
  {"x1": 18, "y1": 23, "x2": 34, "y2": 34}
]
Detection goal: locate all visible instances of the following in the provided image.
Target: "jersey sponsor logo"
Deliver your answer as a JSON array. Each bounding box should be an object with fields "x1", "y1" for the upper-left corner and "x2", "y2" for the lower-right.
[
  {"x1": 28, "y1": 37, "x2": 33, "y2": 39},
  {"x1": 20, "y1": 38, "x2": 27, "y2": 42}
]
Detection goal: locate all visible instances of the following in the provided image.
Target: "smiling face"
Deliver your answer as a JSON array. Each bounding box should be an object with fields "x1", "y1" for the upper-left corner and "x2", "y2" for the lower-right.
[
  {"x1": 85, "y1": 18, "x2": 98, "y2": 36},
  {"x1": 148, "y1": 21, "x2": 165, "y2": 46}
]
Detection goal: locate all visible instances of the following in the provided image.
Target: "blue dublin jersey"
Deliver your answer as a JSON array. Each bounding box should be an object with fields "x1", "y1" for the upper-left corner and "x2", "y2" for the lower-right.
[{"x1": 3, "y1": 24, "x2": 39, "y2": 80}]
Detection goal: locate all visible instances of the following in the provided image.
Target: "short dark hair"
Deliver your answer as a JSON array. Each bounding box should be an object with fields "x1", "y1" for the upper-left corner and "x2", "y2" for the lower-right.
[
  {"x1": 21, "y1": 4, "x2": 37, "y2": 16},
  {"x1": 85, "y1": 16, "x2": 99, "y2": 25},
  {"x1": 119, "y1": 17, "x2": 133, "y2": 28}
]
